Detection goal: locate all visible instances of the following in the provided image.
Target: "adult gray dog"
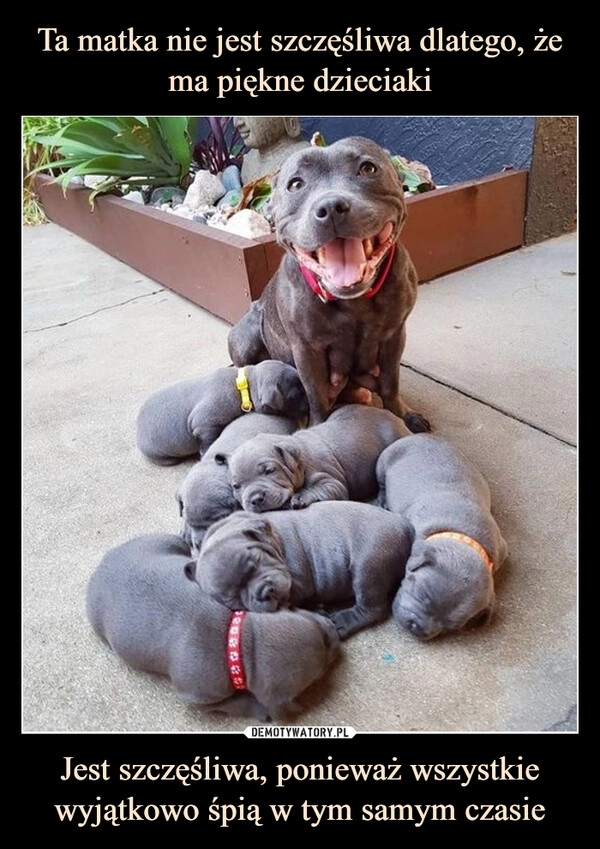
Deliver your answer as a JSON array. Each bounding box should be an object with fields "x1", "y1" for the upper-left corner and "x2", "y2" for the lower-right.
[
  {"x1": 376, "y1": 434, "x2": 509, "y2": 640},
  {"x1": 86, "y1": 533, "x2": 340, "y2": 721},
  {"x1": 227, "y1": 404, "x2": 411, "y2": 512},
  {"x1": 188, "y1": 502, "x2": 412, "y2": 639},
  {"x1": 136, "y1": 360, "x2": 308, "y2": 465},
  {"x1": 227, "y1": 136, "x2": 429, "y2": 432},
  {"x1": 177, "y1": 412, "x2": 299, "y2": 552}
]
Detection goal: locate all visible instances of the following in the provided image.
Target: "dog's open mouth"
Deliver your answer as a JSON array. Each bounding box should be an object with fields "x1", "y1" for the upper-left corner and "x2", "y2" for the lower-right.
[{"x1": 292, "y1": 221, "x2": 395, "y2": 294}]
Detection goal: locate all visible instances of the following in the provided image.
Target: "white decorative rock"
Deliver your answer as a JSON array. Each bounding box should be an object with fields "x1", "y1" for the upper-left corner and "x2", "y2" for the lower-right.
[
  {"x1": 169, "y1": 205, "x2": 196, "y2": 220},
  {"x1": 224, "y1": 208, "x2": 273, "y2": 239},
  {"x1": 83, "y1": 175, "x2": 108, "y2": 188},
  {"x1": 182, "y1": 170, "x2": 225, "y2": 211},
  {"x1": 121, "y1": 191, "x2": 145, "y2": 204}
]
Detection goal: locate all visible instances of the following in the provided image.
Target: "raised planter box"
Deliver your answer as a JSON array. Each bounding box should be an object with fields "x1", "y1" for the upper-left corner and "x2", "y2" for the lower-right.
[{"x1": 35, "y1": 170, "x2": 528, "y2": 325}]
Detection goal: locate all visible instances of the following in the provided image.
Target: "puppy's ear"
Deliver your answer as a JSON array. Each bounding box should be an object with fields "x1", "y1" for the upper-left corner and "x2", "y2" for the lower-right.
[
  {"x1": 467, "y1": 606, "x2": 494, "y2": 629},
  {"x1": 262, "y1": 386, "x2": 284, "y2": 412},
  {"x1": 243, "y1": 518, "x2": 284, "y2": 560},
  {"x1": 242, "y1": 518, "x2": 273, "y2": 542},
  {"x1": 275, "y1": 443, "x2": 301, "y2": 471},
  {"x1": 184, "y1": 562, "x2": 197, "y2": 582},
  {"x1": 405, "y1": 540, "x2": 434, "y2": 573}
]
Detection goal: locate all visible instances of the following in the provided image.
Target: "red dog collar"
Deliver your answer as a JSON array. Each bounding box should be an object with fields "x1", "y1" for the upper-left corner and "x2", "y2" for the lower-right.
[
  {"x1": 227, "y1": 611, "x2": 247, "y2": 690},
  {"x1": 299, "y1": 243, "x2": 396, "y2": 303}
]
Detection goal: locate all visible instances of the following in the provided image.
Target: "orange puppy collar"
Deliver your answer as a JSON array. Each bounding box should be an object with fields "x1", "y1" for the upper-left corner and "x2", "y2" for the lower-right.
[{"x1": 426, "y1": 531, "x2": 494, "y2": 573}]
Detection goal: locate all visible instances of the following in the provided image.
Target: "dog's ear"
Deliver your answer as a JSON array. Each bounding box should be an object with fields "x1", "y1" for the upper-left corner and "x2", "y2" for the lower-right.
[
  {"x1": 466, "y1": 606, "x2": 493, "y2": 629},
  {"x1": 405, "y1": 540, "x2": 434, "y2": 573},
  {"x1": 275, "y1": 443, "x2": 301, "y2": 471},
  {"x1": 184, "y1": 562, "x2": 197, "y2": 582},
  {"x1": 242, "y1": 518, "x2": 272, "y2": 542},
  {"x1": 242, "y1": 518, "x2": 285, "y2": 560},
  {"x1": 261, "y1": 386, "x2": 284, "y2": 412}
]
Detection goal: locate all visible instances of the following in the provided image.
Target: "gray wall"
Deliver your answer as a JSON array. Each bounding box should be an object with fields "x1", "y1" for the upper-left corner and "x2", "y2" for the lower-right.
[{"x1": 299, "y1": 117, "x2": 536, "y2": 186}]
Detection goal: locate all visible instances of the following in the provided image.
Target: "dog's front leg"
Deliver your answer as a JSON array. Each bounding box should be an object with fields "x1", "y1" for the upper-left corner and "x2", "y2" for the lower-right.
[
  {"x1": 290, "y1": 473, "x2": 349, "y2": 509},
  {"x1": 330, "y1": 603, "x2": 389, "y2": 640},
  {"x1": 228, "y1": 302, "x2": 270, "y2": 365},
  {"x1": 291, "y1": 344, "x2": 334, "y2": 425},
  {"x1": 377, "y1": 329, "x2": 431, "y2": 433}
]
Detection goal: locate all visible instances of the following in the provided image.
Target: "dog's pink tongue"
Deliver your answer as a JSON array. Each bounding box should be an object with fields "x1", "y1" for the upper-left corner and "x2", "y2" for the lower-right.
[{"x1": 321, "y1": 237, "x2": 366, "y2": 288}]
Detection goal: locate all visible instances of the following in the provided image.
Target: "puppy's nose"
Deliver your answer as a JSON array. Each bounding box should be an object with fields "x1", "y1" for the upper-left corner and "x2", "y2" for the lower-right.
[
  {"x1": 407, "y1": 619, "x2": 427, "y2": 638},
  {"x1": 249, "y1": 490, "x2": 265, "y2": 508},
  {"x1": 314, "y1": 196, "x2": 351, "y2": 222},
  {"x1": 258, "y1": 584, "x2": 275, "y2": 602}
]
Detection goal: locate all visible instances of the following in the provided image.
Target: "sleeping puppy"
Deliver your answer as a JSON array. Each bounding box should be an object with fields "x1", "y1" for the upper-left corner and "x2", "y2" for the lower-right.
[
  {"x1": 227, "y1": 404, "x2": 411, "y2": 511},
  {"x1": 188, "y1": 502, "x2": 412, "y2": 639},
  {"x1": 136, "y1": 360, "x2": 308, "y2": 465},
  {"x1": 86, "y1": 533, "x2": 340, "y2": 721},
  {"x1": 177, "y1": 412, "x2": 299, "y2": 553},
  {"x1": 376, "y1": 434, "x2": 509, "y2": 639}
]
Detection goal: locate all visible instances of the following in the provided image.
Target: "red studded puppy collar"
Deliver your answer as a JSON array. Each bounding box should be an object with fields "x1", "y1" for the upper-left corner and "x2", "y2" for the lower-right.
[{"x1": 227, "y1": 610, "x2": 247, "y2": 690}]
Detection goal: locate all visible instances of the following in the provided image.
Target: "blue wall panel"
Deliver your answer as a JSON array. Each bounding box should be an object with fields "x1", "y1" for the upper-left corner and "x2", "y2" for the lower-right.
[{"x1": 299, "y1": 116, "x2": 535, "y2": 185}]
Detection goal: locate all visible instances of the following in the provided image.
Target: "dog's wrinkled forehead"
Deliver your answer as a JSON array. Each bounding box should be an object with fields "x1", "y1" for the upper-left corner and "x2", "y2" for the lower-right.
[
  {"x1": 274, "y1": 136, "x2": 400, "y2": 196},
  {"x1": 229, "y1": 433, "x2": 281, "y2": 474}
]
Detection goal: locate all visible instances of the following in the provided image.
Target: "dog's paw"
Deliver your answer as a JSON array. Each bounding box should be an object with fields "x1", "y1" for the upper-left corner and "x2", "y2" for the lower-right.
[
  {"x1": 403, "y1": 412, "x2": 431, "y2": 433},
  {"x1": 290, "y1": 492, "x2": 311, "y2": 509}
]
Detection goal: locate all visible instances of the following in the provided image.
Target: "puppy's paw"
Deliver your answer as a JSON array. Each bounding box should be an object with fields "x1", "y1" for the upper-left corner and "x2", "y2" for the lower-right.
[
  {"x1": 290, "y1": 492, "x2": 312, "y2": 509},
  {"x1": 329, "y1": 610, "x2": 356, "y2": 640},
  {"x1": 403, "y1": 412, "x2": 431, "y2": 433}
]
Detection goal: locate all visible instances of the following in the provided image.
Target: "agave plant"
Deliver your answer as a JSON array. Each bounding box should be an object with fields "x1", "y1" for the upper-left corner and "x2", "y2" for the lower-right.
[{"x1": 28, "y1": 116, "x2": 198, "y2": 205}]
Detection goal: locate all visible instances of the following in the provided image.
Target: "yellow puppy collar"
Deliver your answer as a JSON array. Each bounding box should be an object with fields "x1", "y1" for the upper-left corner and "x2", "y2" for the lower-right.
[
  {"x1": 426, "y1": 531, "x2": 494, "y2": 574},
  {"x1": 235, "y1": 367, "x2": 253, "y2": 412}
]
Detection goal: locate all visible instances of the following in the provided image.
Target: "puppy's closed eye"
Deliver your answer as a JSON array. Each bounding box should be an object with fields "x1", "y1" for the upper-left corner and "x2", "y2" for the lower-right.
[{"x1": 260, "y1": 463, "x2": 277, "y2": 475}]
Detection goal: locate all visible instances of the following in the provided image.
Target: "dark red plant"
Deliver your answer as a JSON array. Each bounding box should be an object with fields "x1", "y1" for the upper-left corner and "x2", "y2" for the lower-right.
[{"x1": 193, "y1": 117, "x2": 248, "y2": 174}]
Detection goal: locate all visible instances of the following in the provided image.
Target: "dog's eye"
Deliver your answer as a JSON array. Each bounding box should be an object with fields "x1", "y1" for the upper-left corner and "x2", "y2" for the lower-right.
[
  {"x1": 260, "y1": 464, "x2": 276, "y2": 475},
  {"x1": 359, "y1": 161, "x2": 377, "y2": 175},
  {"x1": 287, "y1": 177, "x2": 305, "y2": 192},
  {"x1": 232, "y1": 483, "x2": 241, "y2": 491}
]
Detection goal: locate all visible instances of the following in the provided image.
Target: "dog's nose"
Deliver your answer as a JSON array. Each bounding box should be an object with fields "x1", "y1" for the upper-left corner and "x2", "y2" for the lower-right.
[
  {"x1": 407, "y1": 619, "x2": 427, "y2": 638},
  {"x1": 314, "y1": 196, "x2": 351, "y2": 222},
  {"x1": 249, "y1": 490, "x2": 265, "y2": 508}
]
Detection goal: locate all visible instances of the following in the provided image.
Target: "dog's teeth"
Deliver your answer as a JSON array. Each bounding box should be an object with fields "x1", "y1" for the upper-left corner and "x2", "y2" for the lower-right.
[{"x1": 364, "y1": 239, "x2": 374, "y2": 259}]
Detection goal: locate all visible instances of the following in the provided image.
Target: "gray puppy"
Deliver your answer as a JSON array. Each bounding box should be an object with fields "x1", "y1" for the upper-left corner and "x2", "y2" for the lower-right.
[
  {"x1": 227, "y1": 404, "x2": 411, "y2": 512},
  {"x1": 177, "y1": 412, "x2": 299, "y2": 552},
  {"x1": 227, "y1": 136, "x2": 429, "y2": 432},
  {"x1": 86, "y1": 533, "x2": 340, "y2": 721},
  {"x1": 376, "y1": 434, "x2": 509, "y2": 639},
  {"x1": 188, "y1": 502, "x2": 412, "y2": 639},
  {"x1": 136, "y1": 360, "x2": 308, "y2": 465}
]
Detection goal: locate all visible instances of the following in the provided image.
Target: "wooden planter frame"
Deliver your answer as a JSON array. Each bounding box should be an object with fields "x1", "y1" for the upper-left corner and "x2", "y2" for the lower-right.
[{"x1": 34, "y1": 170, "x2": 528, "y2": 325}]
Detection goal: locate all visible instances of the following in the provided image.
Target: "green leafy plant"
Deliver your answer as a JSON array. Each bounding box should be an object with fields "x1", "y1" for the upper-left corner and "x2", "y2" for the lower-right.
[
  {"x1": 193, "y1": 117, "x2": 247, "y2": 174},
  {"x1": 27, "y1": 116, "x2": 198, "y2": 206},
  {"x1": 390, "y1": 154, "x2": 436, "y2": 193},
  {"x1": 23, "y1": 116, "x2": 83, "y2": 224}
]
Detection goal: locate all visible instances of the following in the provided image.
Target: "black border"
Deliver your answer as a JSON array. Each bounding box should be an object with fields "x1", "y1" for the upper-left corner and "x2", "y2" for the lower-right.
[{"x1": 21, "y1": 12, "x2": 581, "y2": 835}]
